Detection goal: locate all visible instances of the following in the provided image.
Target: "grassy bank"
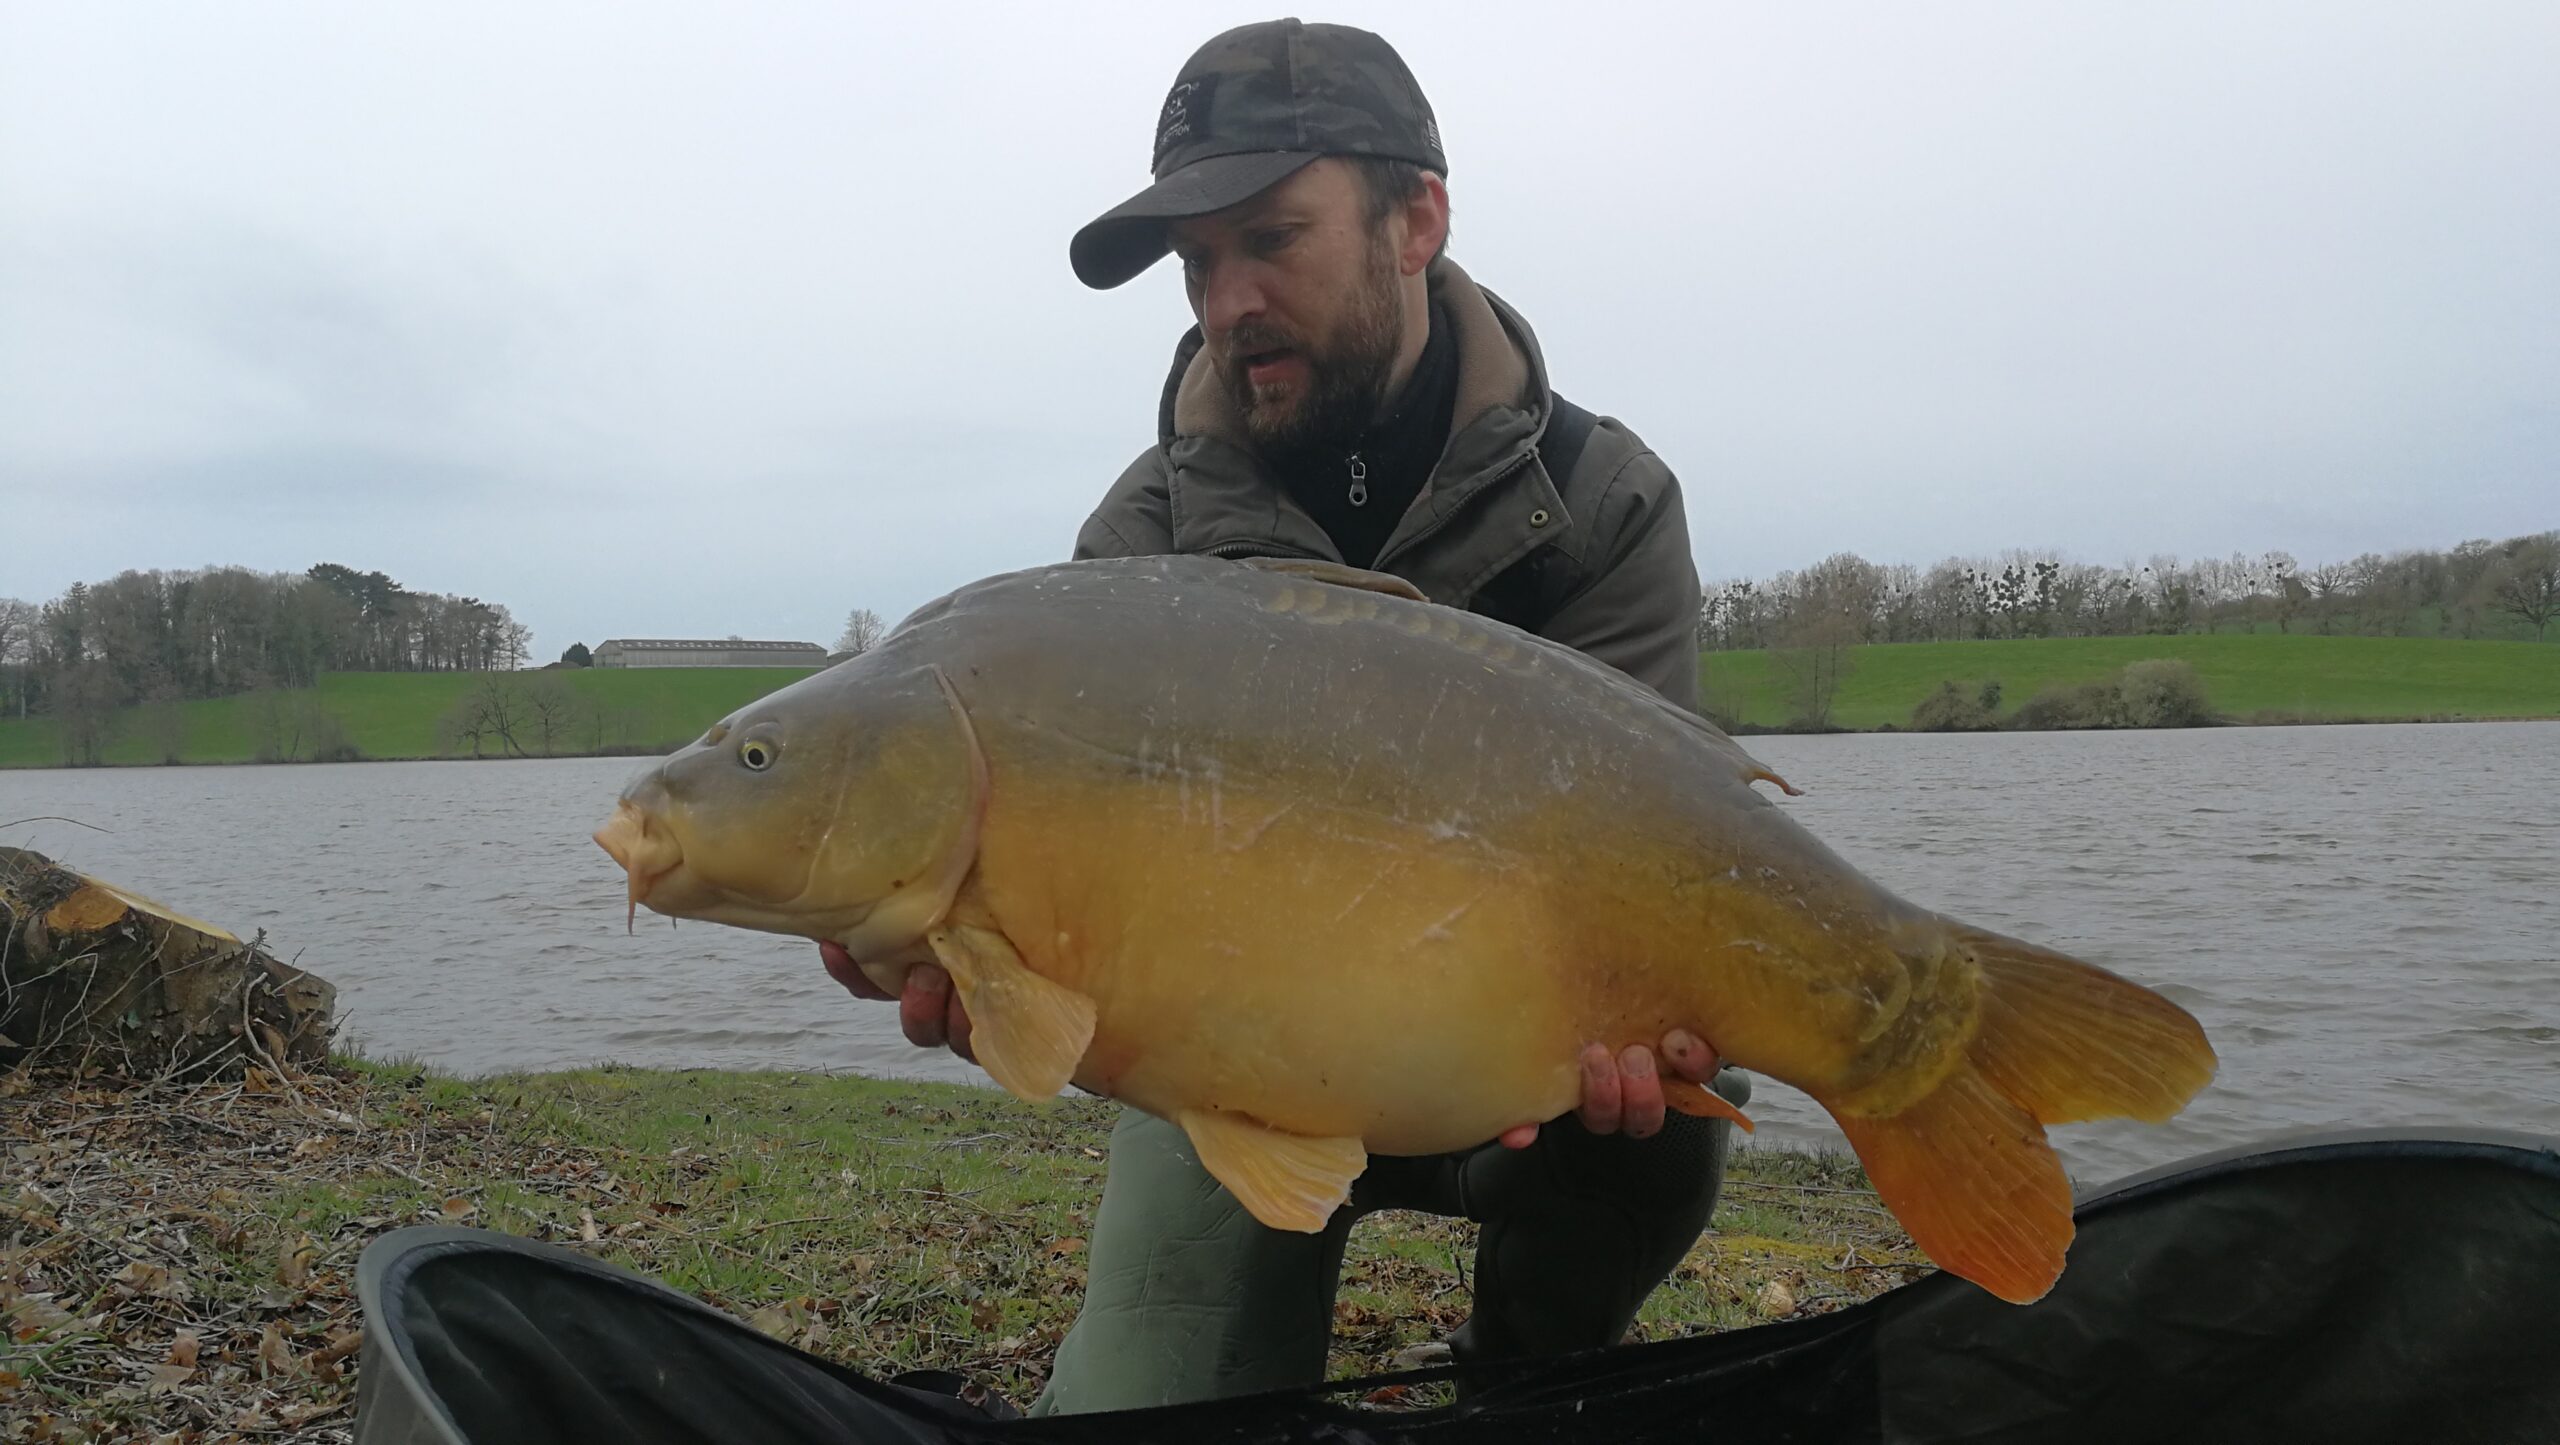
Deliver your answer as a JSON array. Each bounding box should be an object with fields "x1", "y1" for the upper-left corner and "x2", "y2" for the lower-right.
[
  {"x1": 0, "y1": 1055, "x2": 1917, "y2": 1440},
  {"x1": 8, "y1": 633, "x2": 2548, "y2": 770},
  {"x1": 1700, "y1": 632, "x2": 2558, "y2": 731},
  {"x1": 0, "y1": 667, "x2": 818, "y2": 769}
]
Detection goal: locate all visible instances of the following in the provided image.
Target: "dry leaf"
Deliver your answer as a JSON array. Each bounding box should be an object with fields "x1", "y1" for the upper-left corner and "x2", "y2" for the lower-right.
[
  {"x1": 312, "y1": 1328, "x2": 363, "y2": 1367},
  {"x1": 578, "y1": 1209, "x2": 601, "y2": 1242},
  {"x1": 1758, "y1": 1279, "x2": 1797, "y2": 1317},
  {"x1": 970, "y1": 1299, "x2": 1002, "y2": 1332},
  {"x1": 747, "y1": 1303, "x2": 793, "y2": 1339},
  {"x1": 165, "y1": 1329, "x2": 201, "y2": 1368},
  {"x1": 1046, "y1": 1237, "x2": 1087, "y2": 1259},
  {"x1": 147, "y1": 1362, "x2": 195, "y2": 1394},
  {"x1": 279, "y1": 1235, "x2": 316, "y2": 1289},
  {"x1": 258, "y1": 1322, "x2": 296, "y2": 1379},
  {"x1": 440, "y1": 1195, "x2": 477, "y2": 1222}
]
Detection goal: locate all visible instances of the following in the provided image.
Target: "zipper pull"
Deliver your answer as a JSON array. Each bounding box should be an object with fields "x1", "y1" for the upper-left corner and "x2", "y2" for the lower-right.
[{"x1": 1347, "y1": 453, "x2": 1369, "y2": 507}]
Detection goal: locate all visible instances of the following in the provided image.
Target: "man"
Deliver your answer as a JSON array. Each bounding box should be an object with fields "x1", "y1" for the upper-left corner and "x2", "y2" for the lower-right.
[{"x1": 820, "y1": 17, "x2": 1750, "y2": 1416}]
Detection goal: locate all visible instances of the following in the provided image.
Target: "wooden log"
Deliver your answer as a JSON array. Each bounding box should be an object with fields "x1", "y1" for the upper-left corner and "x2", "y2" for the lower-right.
[{"x1": 0, "y1": 845, "x2": 337, "y2": 1076}]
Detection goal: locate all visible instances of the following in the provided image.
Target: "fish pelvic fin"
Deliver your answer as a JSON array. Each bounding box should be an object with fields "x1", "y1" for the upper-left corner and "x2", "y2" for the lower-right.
[
  {"x1": 1178, "y1": 1108, "x2": 1368, "y2": 1233},
  {"x1": 1828, "y1": 926, "x2": 2218, "y2": 1305},
  {"x1": 923, "y1": 921, "x2": 1096, "y2": 1102},
  {"x1": 1662, "y1": 1078, "x2": 1756, "y2": 1133}
]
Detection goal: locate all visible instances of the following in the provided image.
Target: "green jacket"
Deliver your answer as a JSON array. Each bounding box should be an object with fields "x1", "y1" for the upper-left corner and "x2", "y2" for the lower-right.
[{"x1": 1072, "y1": 257, "x2": 1704, "y2": 710}]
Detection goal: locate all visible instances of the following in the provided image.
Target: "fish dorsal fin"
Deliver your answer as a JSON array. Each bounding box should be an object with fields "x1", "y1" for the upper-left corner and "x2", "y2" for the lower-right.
[
  {"x1": 923, "y1": 921, "x2": 1096, "y2": 1101},
  {"x1": 1178, "y1": 1108, "x2": 1368, "y2": 1233},
  {"x1": 1232, "y1": 556, "x2": 1429, "y2": 603}
]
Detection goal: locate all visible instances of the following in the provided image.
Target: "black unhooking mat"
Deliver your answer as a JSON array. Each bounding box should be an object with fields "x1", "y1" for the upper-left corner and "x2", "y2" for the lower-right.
[{"x1": 350, "y1": 1126, "x2": 2560, "y2": 1444}]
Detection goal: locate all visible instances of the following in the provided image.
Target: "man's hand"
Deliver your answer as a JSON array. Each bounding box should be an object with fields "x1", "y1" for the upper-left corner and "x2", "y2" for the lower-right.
[
  {"x1": 817, "y1": 940, "x2": 976, "y2": 1064},
  {"x1": 1498, "y1": 1030, "x2": 1720, "y2": 1148}
]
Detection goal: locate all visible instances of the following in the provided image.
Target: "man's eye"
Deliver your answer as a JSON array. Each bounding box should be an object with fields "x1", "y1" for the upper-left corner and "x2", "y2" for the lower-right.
[{"x1": 1251, "y1": 227, "x2": 1295, "y2": 254}]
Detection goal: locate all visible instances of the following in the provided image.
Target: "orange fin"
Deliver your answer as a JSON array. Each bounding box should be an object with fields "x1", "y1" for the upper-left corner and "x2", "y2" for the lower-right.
[
  {"x1": 1663, "y1": 1078, "x2": 1757, "y2": 1132},
  {"x1": 1958, "y1": 924, "x2": 2218, "y2": 1126},
  {"x1": 1828, "y1": 925, "x2": 2217, "y2": 1305},
  {"x1": 1832, "y1": 1068, "x2": 2073, "y2": 1305},
  {"x1": 923, "y1": 921, "x2": 1096, "y2": 1102},
  {"x1": 1178, "y1": 1108, "x2": 1367, "y2": 1233}
]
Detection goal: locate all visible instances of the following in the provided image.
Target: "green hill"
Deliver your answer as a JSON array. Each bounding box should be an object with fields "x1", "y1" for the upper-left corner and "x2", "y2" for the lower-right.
[
  {"x1": 3, "y1": 634, "x2": 2553, "y2": 768},
  {"x1": 1699, "y1": 633, "x2": 2558, "y2": 731},
  {"x1": 0, "y1": 667, "x2": 820, "y2": 769}
]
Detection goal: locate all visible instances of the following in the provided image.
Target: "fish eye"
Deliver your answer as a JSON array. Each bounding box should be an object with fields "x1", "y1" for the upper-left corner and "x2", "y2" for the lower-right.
[{"x1": 738, "y1": 738, "x2": 777, "y2": 771}]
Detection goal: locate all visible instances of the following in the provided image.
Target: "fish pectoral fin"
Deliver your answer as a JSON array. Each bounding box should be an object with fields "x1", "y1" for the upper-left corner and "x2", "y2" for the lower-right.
[
  {"x1": 1231, "y1": 556, "x2": 1429, "y2": 603},
  {"x1": 1663, "y1": 1078, "x2": 1757, "y2": 1132},
  {"x1": 1177, "y1": 1108, "x2": 1367, "y2": 1233},
  {"x1": 1829, "y1": 1069, "x2": 2072, "y2": 1306},
  {"x1": 923, "y1": 922, "x2": 1095, "y2": 1102}
]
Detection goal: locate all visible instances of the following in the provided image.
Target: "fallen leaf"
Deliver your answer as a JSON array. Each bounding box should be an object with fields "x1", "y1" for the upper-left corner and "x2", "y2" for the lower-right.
[
  {"x1": 578, "y1": 1209, "x2": 601, "y2": 1242},
  {"x1": 647, "y1": 1199, "x2": 687, "y2": 1216},
  {"x1": 279, "y1": 1235, "x2": 316, "y2": 1289},
  {"x1": 1046, "y1": 1237, "x2": 1087, "y2": 1259},
  {"x1": 165, "y1": 1329, "x2": 201, "y2": 1368},
  {"x1": 747, "y1": 1303, "x2": 793, "y2": 1339},
  {"x1": 312, "y1": 1328, "x2": 363, "y2": 1367},
  {"x1": 1758, "y1": 1279, "x2": 1798, "y2": 1317},
  {"x1": 970, "y1": 1299, "x2": 1002, "y2": 1332},
  {"x1": 258, "y1": 1322, "x2": 296, "y2": 1379},
  {"x1": 147, "y1": 1362, "x2": 195, "y2": 1394},
  {"x1": 440, "y1": 1196, "x2": 477, "y2": 1222}
]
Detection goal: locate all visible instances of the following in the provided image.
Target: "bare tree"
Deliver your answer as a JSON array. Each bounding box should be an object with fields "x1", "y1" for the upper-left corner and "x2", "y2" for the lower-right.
[
  {"x1": 836, "y1": 607, "x2": 886, "y2": 656},
  {"x1": 1773, "y1": 611, "x2": 1859, "y2": 729},
  {"x1": 0, "y1": 598, "x2": 35, "y2": 720},
  {"x1": 523, "y1": 674, "x2": 593, "y2": 756},
  {"x1": 2487, "y1": 534, "x2": 2560, "y2": 641}
]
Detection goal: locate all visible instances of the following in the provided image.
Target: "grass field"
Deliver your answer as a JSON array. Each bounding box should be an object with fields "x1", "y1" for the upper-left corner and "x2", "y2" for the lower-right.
[
  {"x1": 2, "y1": 1052, "x2": 1917, "y2": 1434},
  {"x1": 1700, "y1": 632, "x2": 2558, "y2": 731},
  {"x1": 0, "y1": 667, "x2": 818, "y2": 769},
  {"x1": 3, "y1": 633, "x2": 2553, "y2": 768}
]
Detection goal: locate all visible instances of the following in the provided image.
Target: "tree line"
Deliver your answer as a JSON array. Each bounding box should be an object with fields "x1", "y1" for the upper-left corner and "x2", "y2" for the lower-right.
[
  {"x1": 0, "y1": 563, "x2": 531, "y2": 760},
  {"x1": 1697, "y1": 529, "x2": 2560, "y2": 653}
]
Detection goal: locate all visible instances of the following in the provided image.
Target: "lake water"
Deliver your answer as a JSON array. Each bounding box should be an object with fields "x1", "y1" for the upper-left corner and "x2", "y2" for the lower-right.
[{"x1": 5, "y1": 721, "x2": 2554, "y2": 1186}]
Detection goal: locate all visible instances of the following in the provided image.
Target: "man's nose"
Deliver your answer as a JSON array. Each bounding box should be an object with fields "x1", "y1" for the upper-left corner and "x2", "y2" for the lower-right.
[{"x1": 1197, "y1": 258, "x2": 1266, "y2": 334}]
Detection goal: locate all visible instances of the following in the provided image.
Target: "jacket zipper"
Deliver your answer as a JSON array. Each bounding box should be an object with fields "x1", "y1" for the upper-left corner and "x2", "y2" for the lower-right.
[{"x1": 1346, "y1": 452, "x2": 1369, "y2": 507}]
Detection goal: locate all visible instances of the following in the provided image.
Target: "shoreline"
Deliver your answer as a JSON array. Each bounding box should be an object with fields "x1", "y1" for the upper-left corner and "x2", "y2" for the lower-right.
[
  {"x1": 0, "y1": 1053, "x2": 1918, "y2": 1439},
  {"x1": 7, "y1": 708, "x2": 2555, "y2": 773}
]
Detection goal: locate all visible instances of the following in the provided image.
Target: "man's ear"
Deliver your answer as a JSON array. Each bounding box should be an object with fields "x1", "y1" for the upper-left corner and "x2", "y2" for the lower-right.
[{"x1": 1398, "y1": 172, "x2": 1450, "y2": 277}]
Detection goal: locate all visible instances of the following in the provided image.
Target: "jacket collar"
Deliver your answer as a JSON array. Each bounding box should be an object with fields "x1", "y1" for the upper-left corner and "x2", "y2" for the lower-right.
[{"x1": 1148, "y1": 258, "x2": 1583, "y2": 600}]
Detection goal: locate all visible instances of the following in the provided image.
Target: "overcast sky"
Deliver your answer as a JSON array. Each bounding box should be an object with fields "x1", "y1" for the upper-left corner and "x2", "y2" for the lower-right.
[{"x1": 3, "y1": 1, "x2": 2552, "y2": 657}]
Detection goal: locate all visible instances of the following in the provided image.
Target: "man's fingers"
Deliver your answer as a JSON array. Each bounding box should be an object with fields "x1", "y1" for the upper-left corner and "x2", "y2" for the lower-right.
[
  {"x1": 947, "y1": 995, "x2": 976, "y2": 1064},
  {"x1": 1662, "y1": 1028, "x2": 1720, "y2": 1083},
  {"x1": 1619, "y1": 1044, "x2": 1665, "y2": 1138},
  {"x1": 1575, "y1": 1042, "x2": 1622, "y2": 1135},
  {"x1": 1499, "y1": 1122, "x2": 1538, "y2": 1149},
  {"x1": 899, "y1": 963, "x2": 953, "y2": 1048}
]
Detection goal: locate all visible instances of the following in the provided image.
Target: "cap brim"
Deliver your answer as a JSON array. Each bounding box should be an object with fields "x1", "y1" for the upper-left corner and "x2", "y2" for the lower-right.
[{"x1": 1069, "y1": 150, "x2": 1323, "y2": 289}]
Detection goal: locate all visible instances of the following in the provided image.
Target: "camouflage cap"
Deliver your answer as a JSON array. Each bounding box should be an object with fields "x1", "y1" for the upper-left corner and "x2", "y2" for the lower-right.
[{"x1": 1070, "y1": 18, "x2": 1444, "y2": 289}]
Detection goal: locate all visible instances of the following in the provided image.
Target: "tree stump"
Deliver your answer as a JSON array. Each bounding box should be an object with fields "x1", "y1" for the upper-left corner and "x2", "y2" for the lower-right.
[{"x1": 0, "y1": 845, "x2": 336, "y2": 1077}]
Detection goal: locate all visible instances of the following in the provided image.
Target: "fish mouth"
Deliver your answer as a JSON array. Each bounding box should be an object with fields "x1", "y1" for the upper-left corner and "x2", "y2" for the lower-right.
[{"x1": 593, "y1": 801, "x2": 685, "y2": 930}]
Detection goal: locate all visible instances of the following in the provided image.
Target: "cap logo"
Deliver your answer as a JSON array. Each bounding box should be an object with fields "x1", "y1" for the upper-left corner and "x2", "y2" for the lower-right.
[{"x1": 1154, "y1": 76, "x2": 1217, "y2": 171}]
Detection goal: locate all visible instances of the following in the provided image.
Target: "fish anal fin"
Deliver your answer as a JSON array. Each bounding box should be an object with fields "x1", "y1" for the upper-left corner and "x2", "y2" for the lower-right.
[
  {"x1": 923, "y1": 922, "x2": 1095, "y2": 1102},
  {"x1": 1178, "y1": 1108, "x2": 1367, "y2": 1233},
  {"x1": 1831, "y1": 1068, "x2": 2073, "y2": 1305},
  {"x1": 1663, "y1": 1078, "x2": 1756, "y2": 1132},
  {"x1": 1233, "y1": 556, "x2": 1429, "y2": 603},
  {"x1": 1959, "y1": 924, "x2": 2218, "y2": 1126}
]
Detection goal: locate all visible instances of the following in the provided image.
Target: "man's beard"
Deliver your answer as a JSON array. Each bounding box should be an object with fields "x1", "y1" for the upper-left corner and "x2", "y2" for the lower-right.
[{"x1": 1217, "y1": 237, "x2": 1405, "y2": 460}]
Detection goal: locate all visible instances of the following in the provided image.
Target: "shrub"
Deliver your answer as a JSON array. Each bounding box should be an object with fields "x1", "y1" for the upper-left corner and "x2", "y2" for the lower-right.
[
  {"x1": 2010, "y1": 679, "x2": 2126, "y2": 731},
  {"x1": 1911, "y1": 679, "x2": 1999, "y2": 732},
  {"x1": 2117, "y1": 658, "x2": 2213, "y2": 727}
]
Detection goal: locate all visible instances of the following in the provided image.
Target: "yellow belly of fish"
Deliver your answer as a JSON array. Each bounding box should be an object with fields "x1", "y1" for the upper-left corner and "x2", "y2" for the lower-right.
[{"x1": 976, "y1": 780, "x2": 1616, "y2": 1157}]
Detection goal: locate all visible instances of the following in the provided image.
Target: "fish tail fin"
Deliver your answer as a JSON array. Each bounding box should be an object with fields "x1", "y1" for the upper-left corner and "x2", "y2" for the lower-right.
[{"x1": 1830, "y1": 927, "x2": 2216, "y2": 1305}]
